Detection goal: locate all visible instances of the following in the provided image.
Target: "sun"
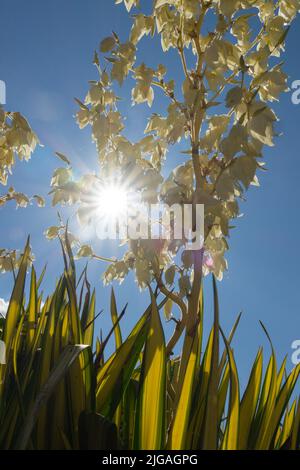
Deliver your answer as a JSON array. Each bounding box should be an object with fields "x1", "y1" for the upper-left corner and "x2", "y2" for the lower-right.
[{"x1": 97, "y1": 183, "x2": 129, "y2": 220}]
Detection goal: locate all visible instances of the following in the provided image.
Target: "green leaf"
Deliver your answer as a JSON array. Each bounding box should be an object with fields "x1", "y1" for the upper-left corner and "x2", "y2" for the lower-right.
[
  {"x1": 220, "y1": 328, "x2": 240, "y2": 450},
  {"x1": 135, "y1": 290, "x2": 166, "y2": 450},
  {"x1": 16, "y1": 344, "x2": 90, "y2": 449},
  {"x1": 202, "y1": 276, "x2": 220, "y2": 450}
]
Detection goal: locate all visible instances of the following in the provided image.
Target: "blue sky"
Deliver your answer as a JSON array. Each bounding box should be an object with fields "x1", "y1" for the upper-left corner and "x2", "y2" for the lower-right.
[{"x1": 1, "y1": 0, "x2": 300, "y2": 388}]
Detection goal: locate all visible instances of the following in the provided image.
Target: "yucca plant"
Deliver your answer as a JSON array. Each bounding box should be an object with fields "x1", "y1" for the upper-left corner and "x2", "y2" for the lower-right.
[
  {"x1": 1, "y1": 0, "x2": 300, "y2": 453},
  {"x1": 0, "y1": 237, "x2": 299, "y2": 450}
]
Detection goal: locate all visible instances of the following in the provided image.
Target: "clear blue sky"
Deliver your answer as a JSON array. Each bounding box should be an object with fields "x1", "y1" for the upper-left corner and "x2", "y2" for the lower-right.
[{"x1": 1, "y1": 0, "x2": 300, "y2": 389}]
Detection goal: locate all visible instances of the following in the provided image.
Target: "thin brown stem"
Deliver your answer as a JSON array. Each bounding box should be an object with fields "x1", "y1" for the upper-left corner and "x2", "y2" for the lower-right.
[{"x1": 156, "y1": 277, "x2": 188, "y2": 356}]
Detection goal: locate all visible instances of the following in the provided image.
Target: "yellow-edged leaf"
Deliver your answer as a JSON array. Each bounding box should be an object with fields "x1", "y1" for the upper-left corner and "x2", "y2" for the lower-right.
[{"x1": 136, "y1": 290, "x2": 166, "y2": 450}]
